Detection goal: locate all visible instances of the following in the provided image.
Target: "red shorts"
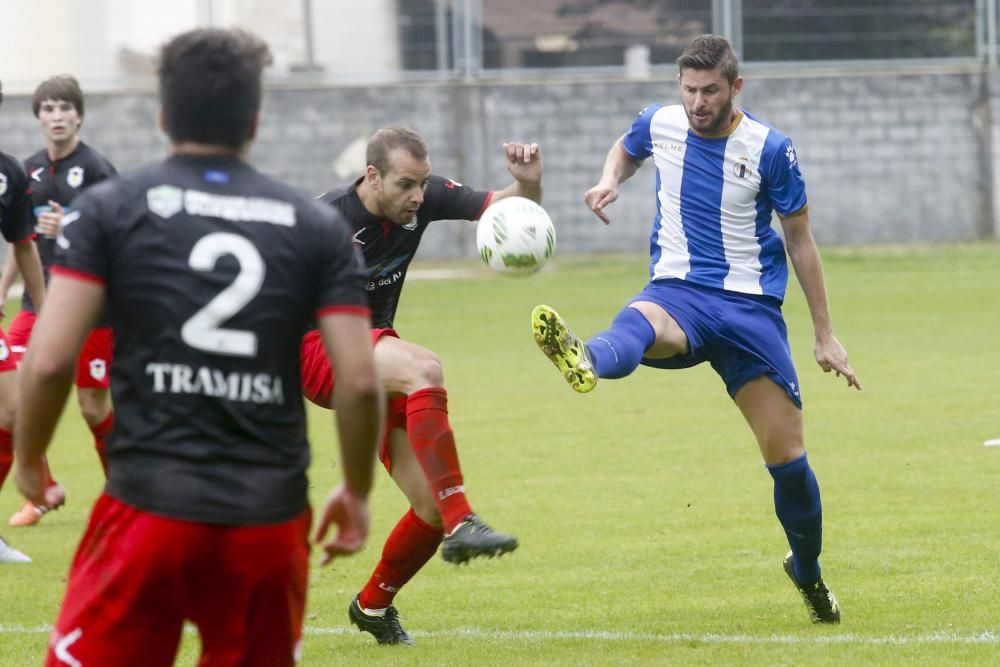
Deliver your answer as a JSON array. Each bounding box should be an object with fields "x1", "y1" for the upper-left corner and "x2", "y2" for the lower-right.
[
  {"x1": 7, "y1": 310, "x2": 113, "y2": 388},
  {"x1": 300, "y1": 327, "x2": 408, "y2": 471},
  {"x1": 47, "y1": 494, "x2": 310, "y2": 667},
  {"x1": 0, "y1": 325, "x2": 16, "y2": 373}
]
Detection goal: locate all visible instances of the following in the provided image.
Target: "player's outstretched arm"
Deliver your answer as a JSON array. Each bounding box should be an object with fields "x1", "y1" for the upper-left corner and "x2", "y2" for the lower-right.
[
  {"x1": 313, "y1": 311, "x2": 384, "y2": 565},
  {"x1": 584, "y1": 135, "x2": 643, "y2": 225},
  {"x1": 11, "y1": 240, "x2": 46, "y2": 312},
  {"x1": 780, "y1": 212, "x2": 862, "y2": 390},
  {"x1": 14, "y1": 274, "x2": 104, "y2": 504},
  {"x1": 491, "y1": 142, "x2": 543, "y2": 204}
]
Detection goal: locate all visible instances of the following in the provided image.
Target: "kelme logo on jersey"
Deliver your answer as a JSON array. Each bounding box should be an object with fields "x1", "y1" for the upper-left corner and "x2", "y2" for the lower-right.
[
  {"x1": 0, "y1": 172, "x2": 7, "y2": 196},
  {"x1": 786, "y1": 143, "x2": 798, "y2": 167},
  {"x1": 67, "y1": 165, "x2": 84, "y2": 188},
  {"x1": 147, "y1": 185, "x2": 184, "y2": 219}
]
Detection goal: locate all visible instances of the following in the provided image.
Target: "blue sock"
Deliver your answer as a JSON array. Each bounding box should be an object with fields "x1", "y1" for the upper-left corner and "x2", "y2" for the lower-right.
[
  {"x1": 586, "y1": 307, "x2": 655, "y2": 379},
  {"x1": 767, "y1": 453, "x2": 823, "y2": 583}
]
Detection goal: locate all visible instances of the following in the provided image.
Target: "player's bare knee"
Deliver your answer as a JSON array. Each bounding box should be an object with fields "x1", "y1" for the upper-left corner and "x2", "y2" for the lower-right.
[
  {"x1": 77, "y1": 390, "x2": 111, "y2": 426},
  {"x1": 760, "y1": 439, "x2": 805, "y2": 466},
  {"x1": 630, "y1": 302, "x2": 688, "y2": 357},
  {"x1": 409, "y1": 351, "x2": 444, "y2": 390}
]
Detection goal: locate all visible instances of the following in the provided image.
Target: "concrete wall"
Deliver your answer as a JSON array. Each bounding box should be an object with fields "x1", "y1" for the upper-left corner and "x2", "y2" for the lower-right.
[{"x1": 1, "y1": 64, "x2": 996, "y2": 259}]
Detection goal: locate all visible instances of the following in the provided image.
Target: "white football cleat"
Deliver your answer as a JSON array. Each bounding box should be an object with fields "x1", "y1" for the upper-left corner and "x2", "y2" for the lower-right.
[{"x1": 0, "y1": 536, "x2": 31, "y2": 564}]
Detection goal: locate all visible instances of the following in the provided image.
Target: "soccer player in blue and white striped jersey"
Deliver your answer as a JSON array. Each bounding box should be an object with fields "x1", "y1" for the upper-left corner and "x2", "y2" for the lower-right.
[{"x1": 532, "y1": 34, "x2": 860, "y2": 624}]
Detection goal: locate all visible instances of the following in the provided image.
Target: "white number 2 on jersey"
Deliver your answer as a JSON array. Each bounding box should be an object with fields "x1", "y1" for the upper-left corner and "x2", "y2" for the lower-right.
[{"x1": 181, "y1": 232, "x2": 265, "y2": 357}]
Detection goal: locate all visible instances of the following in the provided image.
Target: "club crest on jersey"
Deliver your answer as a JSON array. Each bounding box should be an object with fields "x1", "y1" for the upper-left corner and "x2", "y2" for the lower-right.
[
  {"x1": 147, "y1": 185, "x2": 184, "y2": 219},
  {"x1": 0, "y1": 172, "x2": 7, "y2": 196},
  {"x1": 0, "y1": 339, "x2": 9, "y2": 361},
  {"x1": 67, "y1": 165, "x2": 84, "y2": 188},
  {"x1": 89, "y1": 359, "x2": 107, "y2": 381},
  {"x1": 733, "y1": 156, "x2": 753, "y2": 179}
]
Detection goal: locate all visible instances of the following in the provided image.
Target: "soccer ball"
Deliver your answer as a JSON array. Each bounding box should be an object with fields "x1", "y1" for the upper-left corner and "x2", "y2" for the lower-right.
[{"x1": 475, "y1": 196, "x2": 556, "y2": 276}]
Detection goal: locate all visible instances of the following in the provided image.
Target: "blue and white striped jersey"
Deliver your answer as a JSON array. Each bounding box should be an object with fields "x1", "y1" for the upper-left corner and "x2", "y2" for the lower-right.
[{"x1": 622, "y1": 104, "x2": 807, "y2": 302}]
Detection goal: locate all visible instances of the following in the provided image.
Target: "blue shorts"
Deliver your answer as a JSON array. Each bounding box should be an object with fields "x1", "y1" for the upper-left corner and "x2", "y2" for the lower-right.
[{"x1": 629, "y1": 279, "x2": 802, "y2": 408}]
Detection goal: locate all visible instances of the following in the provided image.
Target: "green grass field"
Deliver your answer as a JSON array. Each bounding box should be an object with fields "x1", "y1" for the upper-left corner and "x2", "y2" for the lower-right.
[{"x1": 1, "y1": 243, "x2": 999, "y2": 665}]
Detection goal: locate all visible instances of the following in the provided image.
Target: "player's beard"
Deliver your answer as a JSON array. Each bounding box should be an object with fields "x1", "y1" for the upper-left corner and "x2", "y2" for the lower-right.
[
  {"x1": 373, "y1": 187, "x2": 409, "y2": 225},
  {"x1": 685, "y1": 92, "x2": 735, "y2": 135}
]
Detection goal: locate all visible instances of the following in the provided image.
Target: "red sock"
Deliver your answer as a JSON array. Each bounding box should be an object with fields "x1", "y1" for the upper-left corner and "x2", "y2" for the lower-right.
[
  {"x1": 406, "y1": 387, "x2": 473, "y2": 533},
  {"x1": 358, "y1": 509, "x2": 443, "y2": 610},
  {"x1": 89, "y1": 410, "x2": 114, "y2": 476},
  {"x1": 0, "y1": 428, "x2": 12, "y2": 490}
]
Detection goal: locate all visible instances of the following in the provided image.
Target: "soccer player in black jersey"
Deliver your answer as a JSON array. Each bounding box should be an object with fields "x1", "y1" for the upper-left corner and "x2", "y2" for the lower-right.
[
  {"x1": 300, "y1": 126, "x2": 541, "y2": 645},
  {"x1": 0, "y1": 75, "x2": 118, "y2": 527},
  {"x1": 0, "y1": 78, "x2": 47, "y2": 564},
  {"x1": 14, "y1": 29, "x2": 382, "y2": 666}
]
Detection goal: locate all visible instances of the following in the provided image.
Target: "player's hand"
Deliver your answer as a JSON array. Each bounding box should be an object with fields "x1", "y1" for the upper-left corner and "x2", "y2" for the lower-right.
[
  {"x1": 815, "y1": 335, "x2": 862, "y2": 390},
  {"x1": 13, "y1": 456, "x2": 48, "y2": 507},
  {"x1": 584, "y1": 183, "x2": 618, "y2": 225},
  {"x1": 313, "y1": 482, "x2": 370, "y2": 566},
  {"x1": 36, "y1": 200, "x2": 64, "y2": 238},
  {"x1": 503, "y1": 142, "x2": 542, "y2": 185}
]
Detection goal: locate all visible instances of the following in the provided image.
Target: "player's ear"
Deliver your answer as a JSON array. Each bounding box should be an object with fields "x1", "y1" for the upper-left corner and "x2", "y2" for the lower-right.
[
  {"x1": 158, "y1": 109, "x2": 166, "y2": 134},
  {"x1": 365, "y1": 164, "x2": 380, "y2": 187}
]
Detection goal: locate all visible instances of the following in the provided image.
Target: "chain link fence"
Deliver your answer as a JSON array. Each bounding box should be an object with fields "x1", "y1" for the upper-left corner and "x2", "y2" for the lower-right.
[{"x1": 1, "y1": 0, "x2": 995, "y2": 93}]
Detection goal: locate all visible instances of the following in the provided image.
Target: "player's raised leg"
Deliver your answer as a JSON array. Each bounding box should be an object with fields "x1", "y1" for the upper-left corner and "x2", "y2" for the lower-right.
[
  {"x1": 735, "y1": 376, "x2": 840, "y2": 624},
  {"x1": 531, "y1": 301, "x2": 684, "y2": 393},
  {"x1": 375, "y1": 336, "x2": 517, "y2": 563}
]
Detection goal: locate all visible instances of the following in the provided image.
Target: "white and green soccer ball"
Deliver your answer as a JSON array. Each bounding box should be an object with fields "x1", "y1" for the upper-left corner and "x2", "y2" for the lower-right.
[{"x1": 475, "y1": 196, "x2": 556, "y2": 276}]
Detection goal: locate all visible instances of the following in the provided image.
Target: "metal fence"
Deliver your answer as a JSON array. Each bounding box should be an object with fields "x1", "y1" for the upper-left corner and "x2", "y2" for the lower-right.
[
  {"x1": 401, "y1": 0, "x2": 987, "y2": 80},
  {"x1": 3, "y1": 0, "x2": 999, "y2": 93}
]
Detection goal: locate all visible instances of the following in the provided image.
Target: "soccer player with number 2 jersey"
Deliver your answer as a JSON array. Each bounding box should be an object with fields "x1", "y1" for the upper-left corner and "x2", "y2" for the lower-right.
[
  {"x1": 532, "y1": 34, "x2": 861, "y2": 625},
  {"x1": 13, "y1": 28, "x2": 382, "y2": 666}
]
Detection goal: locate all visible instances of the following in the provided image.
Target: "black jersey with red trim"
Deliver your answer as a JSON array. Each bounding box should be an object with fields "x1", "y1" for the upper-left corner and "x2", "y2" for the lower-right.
[
  {"x1": 53, "y1": 154, "x2": 368, "y2": 525},
  {"x1": 22, "y1": 141, "x2": 117, "y2": 312},
  {"x1": 317, "y1": 175, "x2": 492, "y2": 328},
  {"x1": 0, "y1": 150, "x2": 35, "y2": 245}
]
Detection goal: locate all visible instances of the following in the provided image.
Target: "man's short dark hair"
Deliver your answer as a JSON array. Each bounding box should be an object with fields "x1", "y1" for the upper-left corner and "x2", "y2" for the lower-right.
[
  {"x1": 677, "y1": 34, "x2": 740, "y2": 85},
  {"x1": 366, "y1": 127, "x2": 429, "y2": 175},
  {"x1": 32, "y1": 75, "x2": 85, "y2": 118},
  {"x1": 158, "y1": 28, "x2": 272, "y2": 149}
]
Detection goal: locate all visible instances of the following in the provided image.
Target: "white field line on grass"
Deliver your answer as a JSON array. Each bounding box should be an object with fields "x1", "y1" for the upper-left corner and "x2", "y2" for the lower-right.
[{"x1": 2, "y1": 624, "x2": 998, "y2": 646}]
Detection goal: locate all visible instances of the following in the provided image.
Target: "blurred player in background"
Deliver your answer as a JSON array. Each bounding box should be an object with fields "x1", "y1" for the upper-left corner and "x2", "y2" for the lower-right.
[
  {"x1": 0, "y1": 74, "x2": 117, "y2": 527},
  {"x1": 14, "y1": 28, "x2": 382, "y2": 666},
  {"x1": 0, "y1": 78, "x2": 47, "y2": 564},
  {"x1": 532, "y1": 34, "x2": 860, "y2": 624},
  {"x1": 302, "y1": 126, "x2": 540, "y2": 645}
]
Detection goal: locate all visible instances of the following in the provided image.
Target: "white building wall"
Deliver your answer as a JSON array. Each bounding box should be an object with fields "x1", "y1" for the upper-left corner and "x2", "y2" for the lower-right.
[{"x1": 0, "y1": 0, "x2": 400, "y2": 92}]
